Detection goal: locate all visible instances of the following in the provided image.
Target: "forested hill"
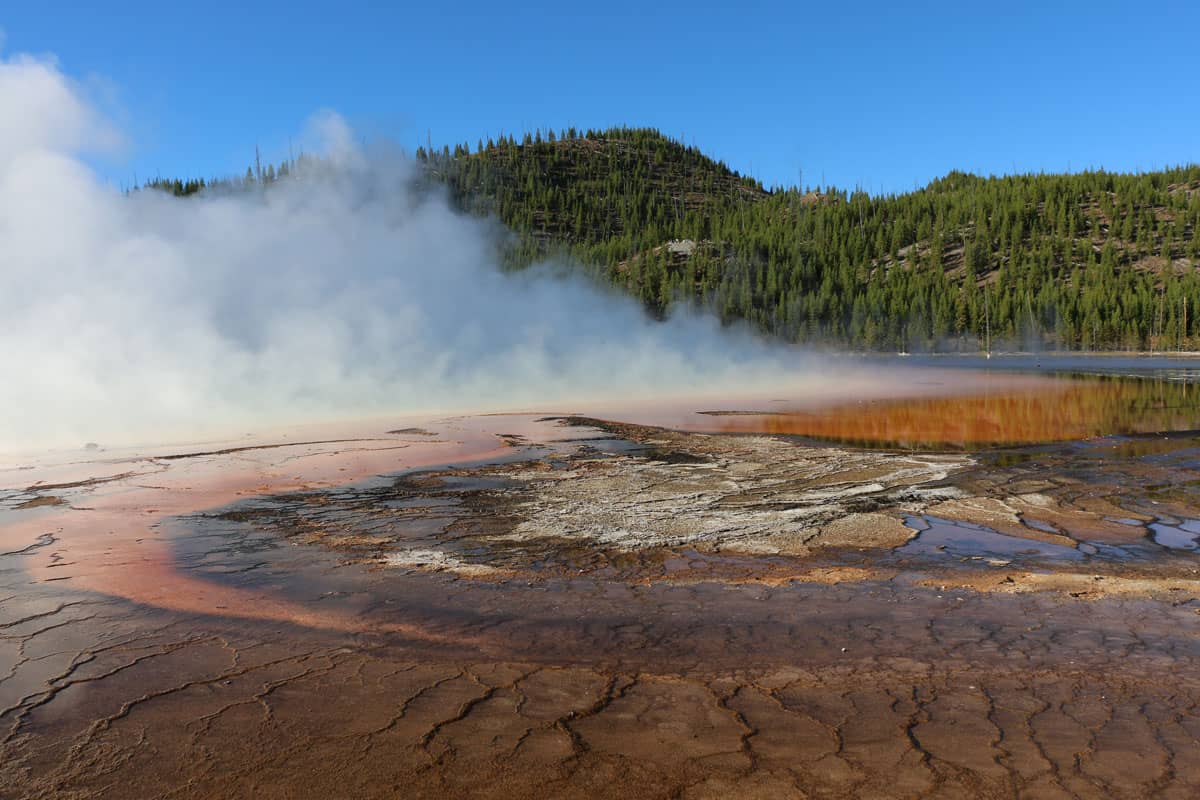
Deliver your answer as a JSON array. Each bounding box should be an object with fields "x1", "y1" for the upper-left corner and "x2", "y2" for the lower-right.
[
  {"x1": 416, "y1": 127, "x2": 1198, "y2": 351},
  {"x1": 150, "y1": 127, "x2": 1200, "y2": 351}
]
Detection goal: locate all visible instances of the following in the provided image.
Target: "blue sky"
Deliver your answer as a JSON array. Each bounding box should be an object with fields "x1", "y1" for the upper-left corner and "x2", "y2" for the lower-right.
[{"x1": 4, "y1": 1, "x2": 1198, "y2": 194}]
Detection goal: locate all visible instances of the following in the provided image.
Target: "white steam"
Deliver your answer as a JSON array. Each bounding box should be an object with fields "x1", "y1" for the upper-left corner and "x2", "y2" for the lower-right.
[{"x1": 1, "y1": 53, "x2": 818, "y2": 453}]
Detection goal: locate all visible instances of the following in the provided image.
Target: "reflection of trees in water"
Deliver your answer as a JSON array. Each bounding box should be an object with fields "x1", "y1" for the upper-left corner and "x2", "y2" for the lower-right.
[{"x1": 710, "y1": 377, "x2": 1200, "y2": 449}]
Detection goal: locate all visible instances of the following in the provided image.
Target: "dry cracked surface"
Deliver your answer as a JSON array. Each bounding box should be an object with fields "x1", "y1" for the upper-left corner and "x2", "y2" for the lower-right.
[{"x1": 2, "y1": 414, "x2": 1200, "y2": 798}]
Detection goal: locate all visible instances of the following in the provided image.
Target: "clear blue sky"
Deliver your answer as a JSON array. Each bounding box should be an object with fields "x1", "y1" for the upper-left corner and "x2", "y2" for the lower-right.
[{"x1": 5, "y1": 1, "x2": 1198, "y2": 194}]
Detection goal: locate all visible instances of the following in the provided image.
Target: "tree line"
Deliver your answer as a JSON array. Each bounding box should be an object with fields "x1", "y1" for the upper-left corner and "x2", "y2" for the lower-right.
[
  {"x1": 145, "y1": 126, "x2": 1200, "y2": 351},
  {"x1": 423, "y1": 126, "x2": 1200, "y2": 352}
]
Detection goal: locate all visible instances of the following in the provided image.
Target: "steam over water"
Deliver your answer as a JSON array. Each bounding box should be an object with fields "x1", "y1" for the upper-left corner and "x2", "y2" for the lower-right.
[{"x1": 0, "y1": 52, "x2": 818, "y2": 452}]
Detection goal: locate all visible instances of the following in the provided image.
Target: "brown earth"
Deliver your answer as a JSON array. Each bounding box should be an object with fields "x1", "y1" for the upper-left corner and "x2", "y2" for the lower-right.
[{"x1": 2, "y1": 411, "x2": 1199, "y2": 799}]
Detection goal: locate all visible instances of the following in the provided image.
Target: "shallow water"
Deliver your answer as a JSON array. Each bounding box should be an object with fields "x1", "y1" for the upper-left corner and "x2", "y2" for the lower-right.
[
  {"x1": 900, "y1": 515, "x2": 1085, "y2": 561},
  {"x1": 1150, "y1": 518, "x2": 1200, "y2": 550},
  {"x1": 691, "y1": 372, "x2": 1200, "y2": 449}
]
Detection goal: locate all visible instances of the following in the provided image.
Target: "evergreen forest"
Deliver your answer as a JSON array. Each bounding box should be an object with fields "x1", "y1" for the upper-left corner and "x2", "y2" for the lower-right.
[{"x1": 148, "y1": 127, "x2": 1200, "y2": 352}]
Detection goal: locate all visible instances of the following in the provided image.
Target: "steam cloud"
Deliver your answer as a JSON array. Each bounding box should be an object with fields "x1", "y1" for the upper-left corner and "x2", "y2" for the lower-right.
[{"x1": 1, "y1": 52, "x2": 818, "y2": 453}]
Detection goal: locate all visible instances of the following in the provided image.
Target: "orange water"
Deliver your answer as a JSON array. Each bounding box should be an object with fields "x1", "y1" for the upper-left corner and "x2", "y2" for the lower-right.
[{"x1": 690, "y1": 376, "x2": 1200, "y2": 449}]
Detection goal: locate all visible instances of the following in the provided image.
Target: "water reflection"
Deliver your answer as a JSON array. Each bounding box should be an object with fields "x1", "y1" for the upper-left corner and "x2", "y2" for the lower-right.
[
  {"x1": 1150, "y1": 519, "x2": 1200, "y2": 550},
  {"x1": 901, "y1": 515, "x2": 1084, "y2": 561},
  {"x1": 701, "y1": 376, "x2": 1200, "y2": 450}
]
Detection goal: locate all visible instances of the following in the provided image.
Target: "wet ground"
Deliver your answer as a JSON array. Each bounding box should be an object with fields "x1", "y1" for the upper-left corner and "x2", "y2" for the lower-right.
[{"x1": 3, "y1": 364, "x2": 1200, "y2": 798}]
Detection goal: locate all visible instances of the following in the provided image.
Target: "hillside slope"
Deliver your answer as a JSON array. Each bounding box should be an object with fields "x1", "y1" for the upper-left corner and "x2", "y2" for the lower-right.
[
  {"x1": 148, "y1": 127, "x2": 1200, "y2": 351},
  {"x1": 423, "y1": 127, "x2": 1200, "y2": 351}
]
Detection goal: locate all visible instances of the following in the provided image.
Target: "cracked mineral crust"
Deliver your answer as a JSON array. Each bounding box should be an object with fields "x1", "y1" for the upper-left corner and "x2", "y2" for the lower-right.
[{"x1": 2, "y1": 412, "x2": 1200, "y2": 799}]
